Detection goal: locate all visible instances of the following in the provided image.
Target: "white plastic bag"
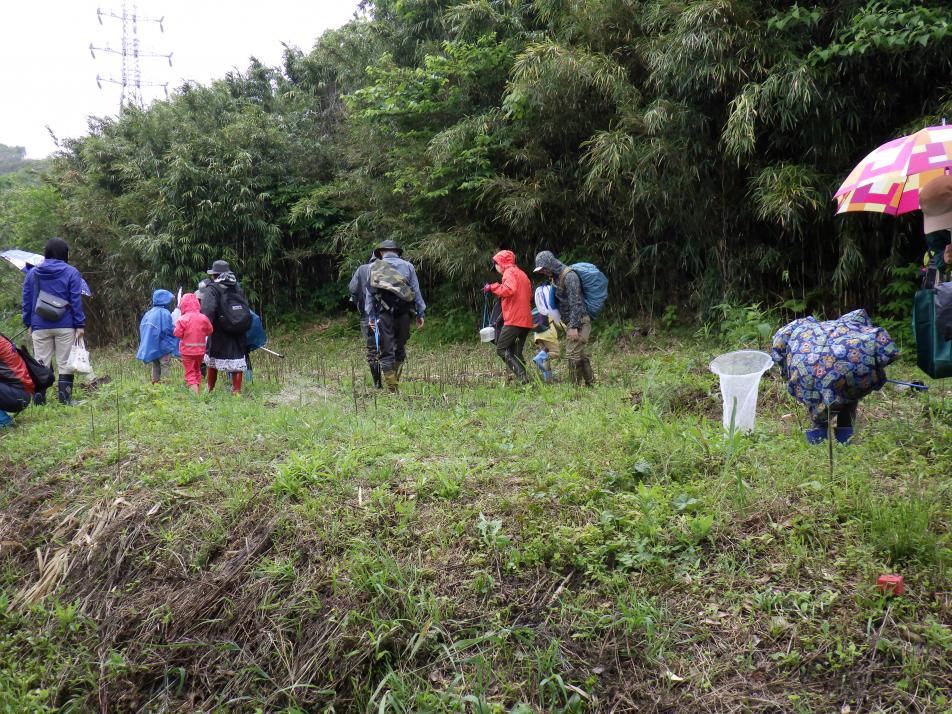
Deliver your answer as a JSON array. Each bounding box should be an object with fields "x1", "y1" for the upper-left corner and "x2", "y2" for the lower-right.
[{"x1": 67, "y1": 338, "x2": 93, "y2": 374}]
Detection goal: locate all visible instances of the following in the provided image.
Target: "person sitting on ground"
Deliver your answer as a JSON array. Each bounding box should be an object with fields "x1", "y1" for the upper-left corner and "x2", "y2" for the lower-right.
[
  {"x1": 200, "y1": 260, "x2": 251, "y2": 395},
  {"x1": 364, "y1": 240, "x2": 426, "y2": 393},
  {"x1": 349, "y1": 253, "x2": 382, "y2": 388},
  {"x1": 135, "y1": 289, "x2": 180, "y2": 384},
  {"x1": 0, "y1": 332, "x2": 34, "y2": 429},
  {"x1": 483, "y1": 250, "x2": 534, "y2": 384},
  {"x1": 173, "y1": 292, "x2": 214, "y2": 394},
  {"x1": 533, "y1": 250, "x2": 594, "y2": 386},
  {"x1": 20, "y1": 237, "x2": 87, "y2": 405}
]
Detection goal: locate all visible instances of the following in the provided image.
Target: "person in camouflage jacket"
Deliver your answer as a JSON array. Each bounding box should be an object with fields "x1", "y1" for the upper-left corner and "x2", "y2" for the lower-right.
[{"x1": 533, "y1": 251, "x2": 594, "y2": 386}]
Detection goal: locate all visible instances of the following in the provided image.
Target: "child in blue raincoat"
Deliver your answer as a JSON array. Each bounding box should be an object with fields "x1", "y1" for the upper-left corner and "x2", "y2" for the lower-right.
[{"x1": 136, "y1": 289, "x2": 180, "y2": 383}]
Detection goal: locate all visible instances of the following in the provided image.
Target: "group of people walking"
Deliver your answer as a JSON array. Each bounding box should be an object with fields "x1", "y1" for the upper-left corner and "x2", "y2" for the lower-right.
[
  {"x1": 1, "y1": 236, "x2": 599, "y2": 429},
  {"x1": 349, "y1": 241, "x2": 596, "y2": 391},
  {"x1": 0, "y1": 244, "x2": 264, "y2": 429},
  {"x1": 135, "y1": 259, "x2": 261, "y2": 395}
]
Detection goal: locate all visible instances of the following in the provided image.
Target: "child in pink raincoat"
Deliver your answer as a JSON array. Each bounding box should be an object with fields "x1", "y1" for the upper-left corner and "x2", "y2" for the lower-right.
[{"x1": 172, "y1": 293, "x2": 214, "y2": 394}]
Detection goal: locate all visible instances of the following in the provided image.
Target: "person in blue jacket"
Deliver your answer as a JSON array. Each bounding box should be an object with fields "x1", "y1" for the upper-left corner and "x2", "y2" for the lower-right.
[
  {"x1": 21, "y1": 237, "x2": 87, "y2": 405},
  {"x1": 136, "y1": 289, "x2": 180, "y2": 383}
]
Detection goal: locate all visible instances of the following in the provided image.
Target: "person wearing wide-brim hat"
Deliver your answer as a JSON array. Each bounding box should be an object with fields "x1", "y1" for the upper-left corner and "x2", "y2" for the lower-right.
[
  {"x1": 373, "y1": 240, "x2": 403, "y2": 259},
  {"x1": 363, "y1": 240, "x2": 426, "y2": 392},
  {"x1": 200, "y1": 259, "x2": 250, "y2": 395}
]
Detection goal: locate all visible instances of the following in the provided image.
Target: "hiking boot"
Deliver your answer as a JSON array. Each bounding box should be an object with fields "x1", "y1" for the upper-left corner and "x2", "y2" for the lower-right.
[
  {"x1": 579, "y1": 358, "x2": 595, "y2": 387},
  {"x1": 384, "y1": 370, "x2": 399, "y2": 393},
  {"x1": 57, "y1": 374, "x2": 75, "y2": 406}
]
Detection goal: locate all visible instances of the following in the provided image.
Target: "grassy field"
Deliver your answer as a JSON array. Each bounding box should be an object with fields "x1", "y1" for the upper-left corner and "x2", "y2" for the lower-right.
[{"x1": 1, "y1": 319, "x2": 950, "y2": 713}]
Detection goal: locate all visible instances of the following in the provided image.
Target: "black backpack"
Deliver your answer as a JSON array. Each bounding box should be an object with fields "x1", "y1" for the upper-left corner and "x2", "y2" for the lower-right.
[
  {"x1": 213, "y1": 283, "x2": 253, "y2": 335},
  {"x1": 16, "y1": 343, "x2": 55, "y2": 391}
]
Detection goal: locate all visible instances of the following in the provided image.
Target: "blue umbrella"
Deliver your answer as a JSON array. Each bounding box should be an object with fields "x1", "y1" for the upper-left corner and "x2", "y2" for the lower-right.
[{"x1": 1, "y1": 249, "x2": 93, "y2": 296}]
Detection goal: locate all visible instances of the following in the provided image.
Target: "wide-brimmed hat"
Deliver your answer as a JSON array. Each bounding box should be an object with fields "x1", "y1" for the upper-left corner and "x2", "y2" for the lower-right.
[
  {"x1": 920, "y1": 175, "x2": 952, "y2": 233},
  {"x1": 207, "y1": 259, "x2": 231, "y2": 275},
  {"x1": 373, "y1": 240, "x2": 403, "y2": 258}
]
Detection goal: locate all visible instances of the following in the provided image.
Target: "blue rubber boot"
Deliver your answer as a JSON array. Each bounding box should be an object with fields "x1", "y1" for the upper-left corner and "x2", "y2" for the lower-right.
[
  {"x1": 835, "y1": 427, "x2": 854, "y2": 444},
  {"x1": 0, "y1": 411, "x2": 13, "y2": 429},
  {"x1": 805, "y1": 428, "x2": 827, "y2": 445},
  {"x1": 532, "y1": 350, "x2": 553, "y2": 382}
]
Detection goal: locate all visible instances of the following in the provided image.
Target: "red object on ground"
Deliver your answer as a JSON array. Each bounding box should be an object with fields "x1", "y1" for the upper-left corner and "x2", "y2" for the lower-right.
[{"x1": 877, "y1": 574, "x2": 904, "y2": 595}]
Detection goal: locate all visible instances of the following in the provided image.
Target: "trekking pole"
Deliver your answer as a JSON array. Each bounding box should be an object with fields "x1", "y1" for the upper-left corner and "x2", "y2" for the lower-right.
[
  {"x1": 259, "y1": 346, "x2": 285, "y2": 359},
  {"x1": 885, "y1": 379, "x2": 929, "y2": 391}
]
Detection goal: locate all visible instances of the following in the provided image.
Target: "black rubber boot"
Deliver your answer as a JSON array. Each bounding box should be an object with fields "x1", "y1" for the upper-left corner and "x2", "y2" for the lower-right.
[
  {"x1": 503, "y1": 354, "x2": 530, "y2": 384},
  {"x1": 579, "y1": 358, "x2": 595, "y2": 387},
  {"x1": 33, "y1": 389, "x2": 48, "y2": 406},
  {"x1": 370, "y1": 362, "x2": 383, "y2": 389},
  {"x1": 57, "y1": 374, "x2": 75, "y2": 406}
]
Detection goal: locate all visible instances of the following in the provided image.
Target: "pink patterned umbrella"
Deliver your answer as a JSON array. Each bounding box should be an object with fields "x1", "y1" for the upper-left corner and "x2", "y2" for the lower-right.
[{"x1": 834, "y1": 125, "x2": 952, "y2": 216}]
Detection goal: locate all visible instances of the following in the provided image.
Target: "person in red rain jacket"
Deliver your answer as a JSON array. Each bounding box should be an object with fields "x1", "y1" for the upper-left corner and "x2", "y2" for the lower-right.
[
  {"x1": 173, "y1": 293, "x2": 214, "y2": 394},
  {"x1": 483, "y1": 250, "x2": 535, "y2": 384},
  {"x1": 0, "y1": 332, "x2": 34, "y2": 428}
]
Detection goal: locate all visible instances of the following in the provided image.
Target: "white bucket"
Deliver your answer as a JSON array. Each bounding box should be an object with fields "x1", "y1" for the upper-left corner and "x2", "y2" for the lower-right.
[
  {"x1": 709, "y1": 350, "x2": 774, "y2": 433},
  {"x1": 479, "y1": 326, "x2": 496, "y2": 343}
]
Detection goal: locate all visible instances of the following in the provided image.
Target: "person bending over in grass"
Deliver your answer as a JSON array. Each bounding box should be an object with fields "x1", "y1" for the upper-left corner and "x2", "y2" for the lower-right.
[
  {"x1": 136, "y1": 289, "x2": 180, "y2": 384},
  {"x1": 0, "y1": 332, "x2": 34, "y2": 429},
  {"x1": 173, "y1": 293, "x2": 214, "y2": 394}
]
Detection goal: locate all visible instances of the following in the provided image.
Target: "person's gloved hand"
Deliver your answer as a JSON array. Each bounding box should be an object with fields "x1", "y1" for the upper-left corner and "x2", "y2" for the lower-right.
[{"x1": 482, "y1": 283, "x2": 492, "y2": 293}]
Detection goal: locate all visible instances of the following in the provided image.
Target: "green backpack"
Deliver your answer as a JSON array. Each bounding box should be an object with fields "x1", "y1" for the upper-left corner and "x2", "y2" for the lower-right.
[
  {"x1": 913, "y1": 288, "x2": 952, "y2": 379},
  {"x1": 370, "y1": 259, "x2": 415, "y2": 304}
]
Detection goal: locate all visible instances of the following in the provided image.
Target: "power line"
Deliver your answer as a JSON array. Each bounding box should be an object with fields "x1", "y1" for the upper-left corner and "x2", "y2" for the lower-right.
[{"x1": 90, "y1": 2, "x2": 171, "y2": 107}]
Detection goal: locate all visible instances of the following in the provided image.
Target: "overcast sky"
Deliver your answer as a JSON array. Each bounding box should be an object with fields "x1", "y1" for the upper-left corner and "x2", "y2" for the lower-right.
[{"x1": 2, "y1": 1, "x2": 362, "y2": 158}]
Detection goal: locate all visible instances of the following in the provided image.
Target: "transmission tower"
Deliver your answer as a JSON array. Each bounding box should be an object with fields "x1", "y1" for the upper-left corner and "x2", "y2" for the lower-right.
[{"x1": 90, "y1": 2, "x2": 172, "y2": 107}]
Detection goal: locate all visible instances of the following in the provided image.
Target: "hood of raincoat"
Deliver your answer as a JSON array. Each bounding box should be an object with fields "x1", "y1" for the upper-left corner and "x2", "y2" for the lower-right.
[
  {"x1": 179, "y1": 292, "x2": 201, "y2": 314},
  {"x1": 152, "y1": 289, "x2": 174, "y2": 307},
  {"x1": 493, "y1": 250, "x2": 517, "y2": 270},
  {"x1": 136, "y1": 300, "x2": 180, "y2": 362},
  {"x1": 533, "y1": 251, "x2": 566, "y2": 275},
  {"x1": 487, "y1": 251, "x2": 534, "y2": 328}
]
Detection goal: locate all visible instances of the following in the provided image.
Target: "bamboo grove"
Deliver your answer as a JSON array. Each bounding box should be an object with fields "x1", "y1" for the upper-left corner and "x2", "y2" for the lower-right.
[{"x1": 3, "y1": 0, "x2": 952, "y2": 341}]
